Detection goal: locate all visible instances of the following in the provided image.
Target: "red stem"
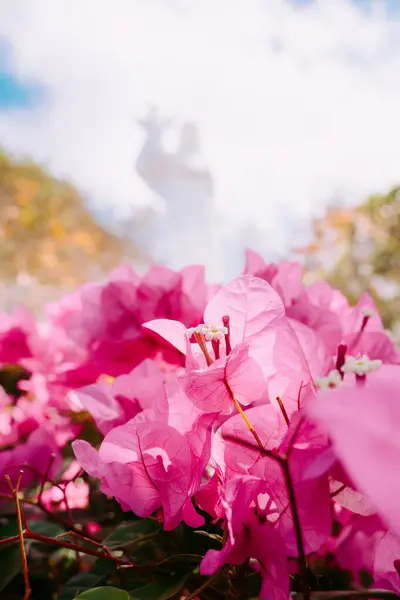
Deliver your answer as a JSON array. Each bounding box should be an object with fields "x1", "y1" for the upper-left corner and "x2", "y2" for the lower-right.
[
  {"x1": 222, "y1": 433, "x2": 310, "y2": 600},
  {"x1": 24, "y1": 529, "x2": 136, "y2": 566},
  {"x1": 5, "y1": 472, "x2": 31, "y2": 600}
]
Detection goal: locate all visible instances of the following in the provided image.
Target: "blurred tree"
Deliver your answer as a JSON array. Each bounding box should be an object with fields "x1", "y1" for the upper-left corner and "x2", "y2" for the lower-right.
[
  {"x1": 0, "y1": 150, "x2": 144, "y2": 310},
  {"x1": 295, "y1": 187, "x2": 400, "y2": 336}
]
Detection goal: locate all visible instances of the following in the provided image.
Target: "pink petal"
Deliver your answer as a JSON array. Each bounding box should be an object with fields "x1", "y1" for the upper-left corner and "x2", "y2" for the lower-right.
[
  {"x1": 204, "y1": 275, "x2": 285, "y2": 350},
  {"x1": 307, "y1": 381, "x2": 400, "y2": 536},
  {"x1": 142, "y1": 318, "x2": 188, "y2": 355}
]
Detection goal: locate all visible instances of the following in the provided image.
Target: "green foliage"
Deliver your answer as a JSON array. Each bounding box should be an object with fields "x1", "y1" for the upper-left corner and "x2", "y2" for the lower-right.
[
  {"x1": 0, "y1": 364, "x2": 31, "y2": 398},
  {"x1": 102, "y1": 519, "x2": 160, "y2": 550},
  {"x1": 298, "y1": 186, "x2": 400, "y2": 337},
  {"x1": 0, "y1": 540, "x2": 23, "y2": 593},
  {"x1": 0, "y1": 149, "x2": 142, "y2": 312},
  {"x1": 130, "y1": 573, "x2": 190, "y2": 599},
  {"x1": 75, "y1": 587, "x2": 133, "y2": 600},
  {"x1": 58, "y1": 560, "x2": 116, "y2": 600}
]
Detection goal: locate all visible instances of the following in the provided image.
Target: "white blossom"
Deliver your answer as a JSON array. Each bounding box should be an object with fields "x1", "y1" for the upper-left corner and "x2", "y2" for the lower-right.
[
  {"x1": 315, "y1": 369, "x2": 343, "y2": 390},
  {"x1": 204, "y1": 325, "x2": 228, "y2": 341},
  {"x1": 187, "y1": 323, "x2": 228, "y2": 340},
  {"x1": 342, "y1": 354, "x2": 382, "y2": 376}
]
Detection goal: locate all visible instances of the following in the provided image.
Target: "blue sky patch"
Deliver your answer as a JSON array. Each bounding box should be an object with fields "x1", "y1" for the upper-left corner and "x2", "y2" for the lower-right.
[
  {"x1": 292, "y1": 0, "x2": 400, "y2": 13},
  {"x1": 0, "y1": 38, "x2": 45, "y2": 111}
]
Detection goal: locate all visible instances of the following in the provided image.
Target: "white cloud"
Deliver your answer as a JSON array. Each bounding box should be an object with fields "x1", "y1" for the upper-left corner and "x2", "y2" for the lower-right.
[{"x1": 0, "y1": 0, "x2": 400, "y2": 270}]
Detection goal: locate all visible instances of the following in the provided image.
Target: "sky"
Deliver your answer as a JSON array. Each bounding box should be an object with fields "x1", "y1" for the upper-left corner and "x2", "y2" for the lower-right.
[{"x1": 0, "y1": 0, "x2": 400, "y2": 269}]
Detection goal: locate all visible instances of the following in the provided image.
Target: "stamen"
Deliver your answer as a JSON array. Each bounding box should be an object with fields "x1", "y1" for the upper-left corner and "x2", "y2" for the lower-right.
[
  {"x1": 194, "y1": 332, "x2": 214, "y2": 367},
  {"x1": 276, "y1": 397, "x2": 290, "y2": 427},
  {"x1": 211, "y1": 338, "x2": 220, "y2": 360},
  {"x1": 335, "y1": 343, "x2": 347, "y2": 378},
  {"x1": 349, "y1": 308, "x2": 374, "y2": 351},
  {"x1": 360, "y1": 307, "x2": 374, "y2": 332},
  {"x1": 222, "y1": 315, "x2": 232, "y2": 356},
  {"x1": 315, "y1": 369, "x2": 342, "y2": 391}
]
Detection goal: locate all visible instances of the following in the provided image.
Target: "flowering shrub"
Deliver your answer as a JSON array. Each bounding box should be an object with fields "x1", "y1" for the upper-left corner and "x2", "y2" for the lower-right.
[{"x1": 0, "y1": 251, "x2": 399, "y2": 600}]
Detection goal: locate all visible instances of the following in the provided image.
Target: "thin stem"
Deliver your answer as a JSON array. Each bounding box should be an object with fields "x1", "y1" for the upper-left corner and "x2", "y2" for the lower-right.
[
  {"x1": 224, "y1": 381, "x2": 265, "y2": 453},
  {"x1": 276, "y1": 397, "x2": 290, "y2": 427},
  {"x1": 0, "y1": 491, "x2": 97, "y2": 540},
  {"x1": 24, "y1": 529, "x2": 136, "y2": 566},
  {"x1": 38, "y1": 453, "x2": 56, "y2": 502},
  {"x1": 232, "y1": 394, "x2": 265, "y2": 451},
  {"x1": 221, "y1": 434, "x2": 309, "y2": 600},
  {"x1": 280, "y1": 460, "x2": 309, "y2": 600},
  {"x1": 0, "y1": 534, "x2": 20, "y2": 547},
  {"x1": 5, "y1": 472, "x2": 31, "y2": 600},
  {"x1": 222, "y1": 433, "x2": 267, "y2": 456},
  {"x1": 56, "y1": 530, "x2": 115, "y2": 560},
  {"x1": 297, "y1": 381, "x2": 305, "y2": 411},
  {"x1": 5, "y1": 464, "x2": 65, "y2": 495},
  {"x1": 285, "y1": 416, "x2": 304, "y2": 460},
  {"x1": 185, "y1": 570, "x2": 222, "y2": 600}
]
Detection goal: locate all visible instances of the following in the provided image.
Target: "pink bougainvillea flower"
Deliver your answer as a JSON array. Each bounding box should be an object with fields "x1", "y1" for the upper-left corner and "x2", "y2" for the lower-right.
[
  {"x1": 203, "y1": 275, "x2": 285, "y2": 372},
  {"x1": 41, "y1": 478, "x2": 89, "y2": 511},
  {"x1": 307, "y1": 379, "x2": 400, "y2": 536},
  {"x1": 144, "y1": 274, "x2": 285, "y2": 372},
  {"x1": 41, "y1": 459, "x2": 89, "y2": 511},
  {"x1": 243, "y1": 248, "x2": 303, "y2": 308},
  {"x1": 73, "y1": 411, "x2": 216, "y2": 529},
  {"x1": 343, "y1": 331, "x2": 399, "y2": 366},
  {"x1": 136, "y1": 264, "x2": 209, "y2": 327},
  {"x1": 211, "y1": 404, "x2": 288, "y2": 480},
  {"x1": 71, "y1": 358, "x2": 168, "y2": 435},
  {"x1": 333, "y1": 513, "x2": 400, "y2": 595},
  {"x1": 248, "y1": 447, "x2": 332, "y2": 556},
  {"x1": 0, "y1": 427, "x2": 61, "y2": 496},
  {"x1": 0, "y1": 387, "x2": 16, "y2": 445},
  {"x1": 212, "y1": 407, "x2": 332, "y2": 555},
  {"x1": 0, "y1": 306, "x2": 37, "y2": 365},
  {"x1": 270, "y1": 317, "x2": 331, "y2": 402},
  {"x1": 45, "y1": 263, "x2": 208, "y2": 381},
  {"x1": 183, "y1": 342, "x2": 265, "y2": 413},
  {"x1": 143, "y1": 275, "x2": 285, "y2": 413},
  {"x1": 200, "y1": 475, "x2": 290, "y2": 600},
  {"x1": 194, "y1": 470, "x2": 221, "y2": 520},
  {"x1": 288, "y1": 280, "x2": 352, "y2": 353}
]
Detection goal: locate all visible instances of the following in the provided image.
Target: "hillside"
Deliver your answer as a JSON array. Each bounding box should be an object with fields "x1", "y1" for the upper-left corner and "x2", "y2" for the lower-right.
[{"x1": 0, "y1": 150, "x2": 143, "y2": 310}]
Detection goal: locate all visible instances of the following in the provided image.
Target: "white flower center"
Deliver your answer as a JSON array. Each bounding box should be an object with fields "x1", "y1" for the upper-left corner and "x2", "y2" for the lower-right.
[
  {"x1": 315, "y1": 369, "x2": 343, "y2": 390},
  {"x1": 341, "y1": 354, "x2": 382, "y2": 376},
  {"x1": 187, "y1": 323, "x2": 228, "y2": 341}
]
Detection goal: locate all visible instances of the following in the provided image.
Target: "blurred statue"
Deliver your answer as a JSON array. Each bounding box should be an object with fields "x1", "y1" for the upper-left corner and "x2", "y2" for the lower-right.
[{"x1": 135, "y1": 108, "x2": 219, "y2": 279}]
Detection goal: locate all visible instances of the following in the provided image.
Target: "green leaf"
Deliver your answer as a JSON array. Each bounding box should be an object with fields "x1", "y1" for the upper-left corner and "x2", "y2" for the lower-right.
[
  {"x1": 58, "y1": 558, "x2": 116, "y2": 600},
  {"x1": 0, "y1": 541, "x2": 22, "y2": 593},
  {"x1": 130, "y1": 573, "x2": 189, "y2": 600},
  {"x1": 156, "y1": 553, "x2": 202, "y2": 571},
  {"x1": 0, "y1": 519, "x2": 64, "y2": 541},
  {"x1": 0, "y1": 520, "x2": 26, "y2": 592},
  {"x1": 75, "y1": 586, "x2": 133, "y2": 600},
  {"x1": 103, "y1": 520, "x2": 160, "y2": 549},
  {"x1": 28, "y1": 520, "x2": 65, "y2": 539},
  {"x1": 0, "y1": 519, "x2": 19, "y2": 538}
]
